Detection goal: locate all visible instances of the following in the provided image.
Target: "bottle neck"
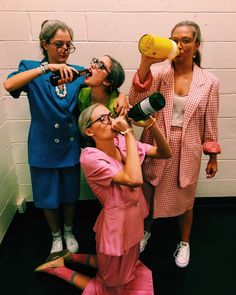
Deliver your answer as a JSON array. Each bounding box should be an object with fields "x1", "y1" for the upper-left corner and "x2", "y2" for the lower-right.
[{"x1": 77, "y1": 68, "x2": 89, "y2": 77}]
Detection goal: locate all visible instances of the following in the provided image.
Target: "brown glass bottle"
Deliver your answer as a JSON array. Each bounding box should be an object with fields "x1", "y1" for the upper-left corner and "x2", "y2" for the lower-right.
[{"x1": 50, "y1": 69, "x2": 89, "y2": 86}]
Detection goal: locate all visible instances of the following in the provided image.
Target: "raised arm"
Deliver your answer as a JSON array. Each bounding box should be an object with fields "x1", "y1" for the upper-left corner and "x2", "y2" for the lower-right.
[
  {"x1": 137, "y1": 54, "x2": 167, "y2": 84},
  {"x1": 4, "y1": 63, "x2": 78, "y2": 93},
  {"x1": 111, "y1": 117, "x2": 143, "y2": 187},
  {"x1": 131, "y1": 116, "x2": 172, "y2": 159},
  {"x1": 4, "y1": 67, "x2": 42, "y2": 93}
]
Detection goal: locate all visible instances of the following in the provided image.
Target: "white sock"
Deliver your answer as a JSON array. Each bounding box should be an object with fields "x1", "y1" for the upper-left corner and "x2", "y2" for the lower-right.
[
  {"x1": 64, "y1": 225, "x2": 73, "y2": 235},
  {"x1": 52, "y1": 230, "x2": 61, "y2": 239}
]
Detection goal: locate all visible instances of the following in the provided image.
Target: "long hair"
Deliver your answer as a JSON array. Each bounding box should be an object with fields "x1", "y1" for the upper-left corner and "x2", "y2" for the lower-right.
[{"x1": 104, "y1": 55, "x2": 125, "y2": 94}]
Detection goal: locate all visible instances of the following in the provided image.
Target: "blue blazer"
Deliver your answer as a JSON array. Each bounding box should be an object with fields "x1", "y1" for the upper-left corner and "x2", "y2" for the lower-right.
[{"x1": 9, "y1": 59, "x2": 85, "y2": 168}]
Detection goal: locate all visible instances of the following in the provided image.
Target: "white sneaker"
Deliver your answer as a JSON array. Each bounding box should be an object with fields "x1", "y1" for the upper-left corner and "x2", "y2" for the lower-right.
[
  {"x1": 140, "y1": 231, "x2": 151, "y2": 253},
  {"x1": 64, "y1": 233, "x2": 79, "y2": 253},
  {"x1": 174, "y1": 241, "x2": 190, "y2": 268},
  {"x1": 50, "y1": 237, "x2": 63, "y2": 253}
]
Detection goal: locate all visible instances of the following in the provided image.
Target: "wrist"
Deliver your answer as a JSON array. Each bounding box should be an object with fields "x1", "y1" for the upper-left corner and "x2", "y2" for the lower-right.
[
  {"x1": 121, "y1": 128, "x2": 133, "y2": 135},
  {"x1": 37, "y1": 66, "x2": 43, "y2": 75},
  {"x1": 209, "y1": 153, "x2": 217, "y2": 161},
  {"x1": 39, "y1": 62, "x2": 49, "y2": 75},
  {"x1": 145, "y1": 118, "x2": 156, "y2": 130}
]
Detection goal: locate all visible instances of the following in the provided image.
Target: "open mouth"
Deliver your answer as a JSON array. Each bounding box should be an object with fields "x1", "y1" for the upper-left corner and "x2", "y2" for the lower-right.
[{"x1": 86, "y1": 70, "x2": 92, "y2": 77}]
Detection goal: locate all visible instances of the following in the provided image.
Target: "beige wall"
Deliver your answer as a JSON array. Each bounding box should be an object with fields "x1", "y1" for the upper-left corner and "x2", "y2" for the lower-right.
[{"x1": 0, "y1": 0, "x2": 236, "y2": 242}]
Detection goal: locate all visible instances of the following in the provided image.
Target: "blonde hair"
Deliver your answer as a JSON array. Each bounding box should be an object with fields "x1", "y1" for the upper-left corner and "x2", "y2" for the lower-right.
[{"x1": 78, "y1": 103, "x2": 101, "y2": 146}]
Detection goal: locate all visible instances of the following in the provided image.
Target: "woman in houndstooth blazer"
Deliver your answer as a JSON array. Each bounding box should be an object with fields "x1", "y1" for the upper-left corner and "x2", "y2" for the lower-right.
[{"x1": 129, "y1": 20, "x2": 221, "y2": 268}]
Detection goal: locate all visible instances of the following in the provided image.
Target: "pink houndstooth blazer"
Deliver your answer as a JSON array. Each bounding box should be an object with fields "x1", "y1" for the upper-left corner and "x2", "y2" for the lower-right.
[{"x1": 129, "y1": 62, "x2": 221, "y2": 188}]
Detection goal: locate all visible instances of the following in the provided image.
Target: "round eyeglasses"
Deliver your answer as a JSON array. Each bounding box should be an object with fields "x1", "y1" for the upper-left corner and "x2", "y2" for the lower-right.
[
  {"x1": 169, "y1": 37, "x2": 195, "y2": 47},
  {"x1": 90, "y1": 58, "x2": 110, "y2": 75},
  {"x1": 49, "y1": 41, "x2": 76, "y2": 54},
  {"x1": 87, "y1": 112, "x2": 118, "y2": 128}
]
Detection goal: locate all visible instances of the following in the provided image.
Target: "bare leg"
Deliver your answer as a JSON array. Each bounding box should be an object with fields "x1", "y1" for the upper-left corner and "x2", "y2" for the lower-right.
[
  {"x1": 44, "y1": 208, "x2": 63, "y2": 253},
  {"x1": 70, "y1": 254, "x2": 98, "y2": 269},
  {"x1": 142, "y1": 182, "x2": 155, "y2": 232},
  {"x1": 62, "y1": 203, "x2": 79, "y2": 253},
  {"x1": 38, "y1": 265, "x2": 92, "y2": 290},
  {"x1": 44, "y1": 209, "x2": 60, "y2": 233},
  {"x1": 73, "y1": 271, "x2": 92, "y2": 290},
  {"x1": 62, "y1": 203, "x2": 77, "y2": 227},
  {"x1": 177, "y1": 209, "x2": 193, "y2": 242}
]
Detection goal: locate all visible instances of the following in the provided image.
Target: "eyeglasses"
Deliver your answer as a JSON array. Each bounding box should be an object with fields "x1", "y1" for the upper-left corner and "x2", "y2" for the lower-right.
[
  {"x1": 170, "y1": 37, "x2": 195, "y2": 47},
  {"x1": 49, "y1": 41, "x2": 76, "y2": 54},
  {"x1": 87, "y1": 112, "x2": 118, "y2": 127},
  {"x1": 90, "y1": 58, "x2": 110, "y2": 75}
]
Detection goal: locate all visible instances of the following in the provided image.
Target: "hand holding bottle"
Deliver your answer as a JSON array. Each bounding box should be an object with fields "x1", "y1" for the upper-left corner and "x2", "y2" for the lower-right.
[
  {"x1": 141, "y1": 53, "x2": 167, "y2": 67},
  {"x1": 48, "y1": 63, "x2": 77, "y2": 82},
  {"x1": 129, "y1": 115, "x2": 156, "y2": 129},
  {"x1": 48, "y1": 64, "x2": 89, "y2": 86},
  {"x1": 111, "y1": 115, "x2": 133, "y2": 134},
  {"x1": 138, "y1": 34, "x2": 179, "y2": 83}
]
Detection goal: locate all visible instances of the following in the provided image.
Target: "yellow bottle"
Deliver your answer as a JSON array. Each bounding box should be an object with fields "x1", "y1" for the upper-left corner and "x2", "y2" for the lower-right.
[{"x1": 138, "y1": 34, "x2": 179, "y2": 59}]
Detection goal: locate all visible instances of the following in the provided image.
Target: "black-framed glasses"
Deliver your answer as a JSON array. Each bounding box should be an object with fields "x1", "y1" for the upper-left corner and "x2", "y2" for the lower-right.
[
  {"x1": 169, "y1": 37, "x2": 195, "y2": 47},
  {"x1": 49, "y1": 41, "x2": 76, "y2": 54},
  {"x1": 87, "y1": 112, "x2": 118, "y2": 128},
  {"x1": 90, "y1": 58, "x2": 110, "y2": 75}
]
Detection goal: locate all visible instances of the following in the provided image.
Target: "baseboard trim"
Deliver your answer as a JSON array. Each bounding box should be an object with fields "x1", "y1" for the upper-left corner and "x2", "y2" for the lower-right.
[{"x1": 23, "y1": 197, "x2": 236, "y2": 213}]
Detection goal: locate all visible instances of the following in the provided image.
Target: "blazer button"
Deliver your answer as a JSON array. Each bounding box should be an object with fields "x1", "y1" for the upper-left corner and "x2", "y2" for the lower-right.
[
  {"x1": 54, "y1": 123, "x2": 60, "y2": 128},
  {"x1": 69, "y1": 137, "x2": 74, "y2": 142},
  {"x1": 136, "y1": 202, "x2": 140, "y2": 206},
  {"x1": 54, "y1": 138, "x2": 60, "y2": 143}
]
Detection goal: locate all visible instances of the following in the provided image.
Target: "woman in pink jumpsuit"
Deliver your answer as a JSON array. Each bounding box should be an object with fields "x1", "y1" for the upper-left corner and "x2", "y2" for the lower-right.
[{"x1": 35, "y1": 103, "x2": 171, "y2": 294}]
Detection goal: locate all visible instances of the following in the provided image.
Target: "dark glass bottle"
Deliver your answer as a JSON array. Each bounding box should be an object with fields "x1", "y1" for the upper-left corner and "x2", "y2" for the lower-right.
[
  {"x1": 128, "y1": 92, "x2": 165, "y2": 121},
  {"x1": 50, "y1": 69, "x2": 89, "y2": 86}
]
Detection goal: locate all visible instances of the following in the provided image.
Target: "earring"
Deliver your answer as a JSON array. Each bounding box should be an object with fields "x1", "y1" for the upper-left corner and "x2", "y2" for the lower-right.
[{"x1": 193, "y1": 51, "x2": 197, "y2": 58}]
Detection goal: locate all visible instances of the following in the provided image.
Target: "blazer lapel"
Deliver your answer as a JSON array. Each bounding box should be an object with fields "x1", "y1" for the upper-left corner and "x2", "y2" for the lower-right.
[
  {"x1": 182, "y1": 64, "x2": 205, "y2": 135},
  {"x1": 161, "y1": 64, "x2": 175, "y2": 140},
  {"x1": 159, "y1": 63, "x2": 205, "y2": 140}
]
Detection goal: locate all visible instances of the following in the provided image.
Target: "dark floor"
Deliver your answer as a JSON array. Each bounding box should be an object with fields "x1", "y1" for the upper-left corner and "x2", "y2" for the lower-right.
[{"x1": 0, "y1": 198, "x2": 236, "y2": 295}]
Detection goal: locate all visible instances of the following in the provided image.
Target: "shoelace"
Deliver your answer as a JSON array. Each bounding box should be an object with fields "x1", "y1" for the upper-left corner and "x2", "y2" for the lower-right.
[
  {"x1": 64, "y1": 233, "x2": 76, "y2": 244},
  {"x1": 53, "y1": 237, "x2": 62, "y2": 243},
  {"x1": 174, "y1": 243, "x2": 188, "y2": 258}
]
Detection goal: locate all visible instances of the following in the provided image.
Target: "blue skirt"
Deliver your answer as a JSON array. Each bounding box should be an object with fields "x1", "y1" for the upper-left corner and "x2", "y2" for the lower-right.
[{"x1": 30, "y1": 165, "x2": 80, "y2": 209}]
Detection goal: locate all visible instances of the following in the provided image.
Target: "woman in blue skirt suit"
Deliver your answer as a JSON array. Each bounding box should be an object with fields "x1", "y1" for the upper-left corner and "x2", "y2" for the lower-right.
[{"x1": 4, "y1": 19, "x2": 86, "y2": 254}]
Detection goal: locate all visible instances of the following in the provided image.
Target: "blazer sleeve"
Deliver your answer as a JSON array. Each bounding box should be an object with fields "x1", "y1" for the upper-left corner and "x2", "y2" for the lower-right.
[
  {"x1": 202, "y1": 76, "x2": 221, "y2": 155},
  {"x1": 128, "y1": 63, "x2": 164, "y2": 106},
  {"x1": 7, "y1": 60, "x2": 30, "y2": 98}
]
